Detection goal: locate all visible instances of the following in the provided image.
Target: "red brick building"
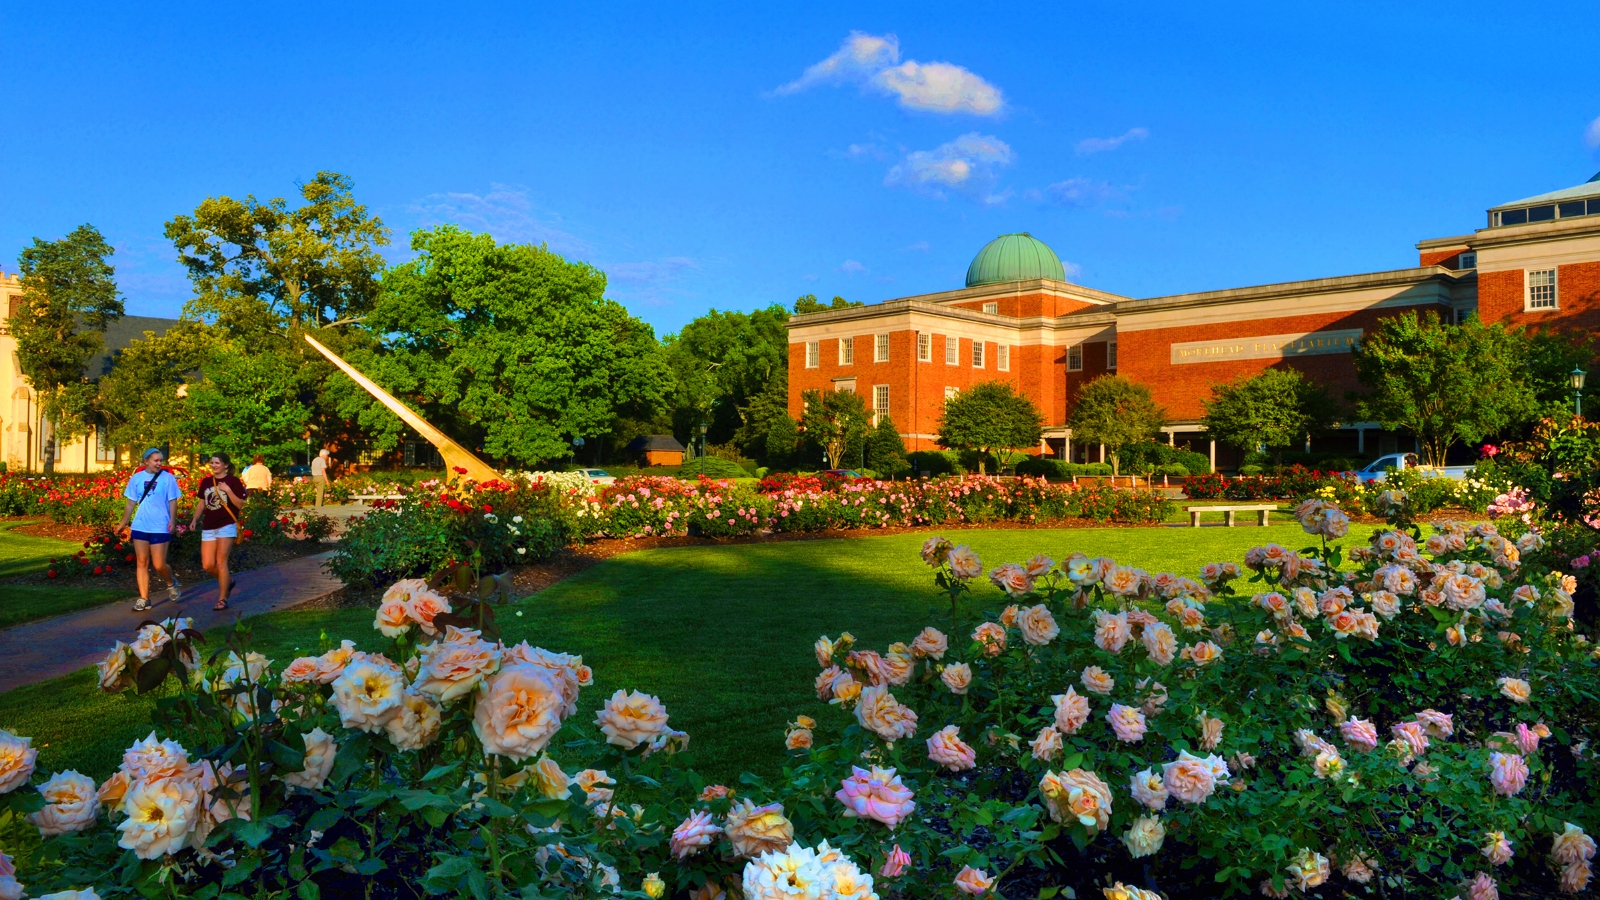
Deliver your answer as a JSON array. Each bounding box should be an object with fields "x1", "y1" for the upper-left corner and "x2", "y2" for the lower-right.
[{"x1": 788, "y1": 174, "x2": 1600, "y2": 471}]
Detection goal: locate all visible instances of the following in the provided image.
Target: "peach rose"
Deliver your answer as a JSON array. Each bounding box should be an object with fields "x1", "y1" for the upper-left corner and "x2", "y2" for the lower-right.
[
  {"x1": 404, "y1": 590, "x2": 453, "y2": 636},
  {"x1": 120, "y1": 733, "x2": 189, "y2": 783},
  {"x1": 954, "y1": 866, "x2": 995, "y2": 895},
  {"x1": 786, "y1": 727, "x2": 813, "y2": 750},
  {"x1": 97, "y1": 770, "x2": 131, "y2": 807},
  {"x1": 330, "y1": 660, "x2": 406, "y2": 732},
  {"x1": 1017, "y1": 604, "x2": 1059, "y2": 646},
  {"x1": 855, "y1": 686, "x2": 918, "y2": 742},
  {"x1": 1030, "y1": 725, "x2": 1063, "y2": 761},
  {"x1": 836, "y1": 765, "x2": 915, "y2": 829},
  {"x1": 129, "y1": 624, "x2": 170, "y2": 663},
  {"x1": 1369, "y1": 590, "x2": 1401, "y2": 618},
  {"x1": 1488, "y1": 752, "x2": 1528, "y2": 797},
  {"x1": 847, "y1": 649, "x2": 889, "y2": 686},
  {"x1": 1040, "y1": 767, "x2": 1112, "y2": 832},
  {"x1": 98, "y1": 642, "x2": 133, "y2": 693},
  {"x1": 1341, "y1": 854, "x2": 1376, "y2": 883},
  {"x1": 381, "y1": 577, "x2": 428, "y2": 604},
  {"x1": 1052, "y1": 687, "x2": 1091, "y2": 733},
  {"x1": 948, "y1": 546, "x2": 982, "y2": 581},
  {"x1": 374, "y1": 598, "x2": 411, "y2": 637},
  {"x1": 921, "y1": 536, "x2": 953, "y2": 566},
  {"x1": 501, "y1": 643, "x2": 588, "y2": 716},
  {"x1": 1136, "y1": 621, "x2": 1176, "y2": 666},
  {"x1": 671, "y1": 809, "x2": 723, "y2": 858},
  {"x1": 1104, "y1": 565, "x2": 1144, "y2": 597},
  {"x1": 1106, "y1": 704, "x2": 1147, "y2": 743},
  {"x1": 972, "y1": 622, "x2": 1007, "y2": 656},
  {"x1": 0, "y1": 731, "x2": 38, "y2": 794},
  {"x1": 1197, "y1": 713, "x2": 1224, "y2": 751},
  {"x1": 413, "y1": 626, "x2": 502, "y2": 705},
  {"x1": 926, "y1": 725, "x2": 977, "y2": 772},
  {"x1": 1441, "y1": 573, "x2": 1486, "y2": 611},
  {"x1": 725, "y1": 799, "x2": 793, "y2": 858},
  {"x1": 1340, "y1": 717, "x2": 1378, "y2": 753},
  {"x1": 1180, "y1": 641, "x2": 1222, "y2": 666},
  {"x1": 1122, "y1": 814, "x2": 1165, "y2": 858},
  {"x1": 281, "y1": 728, "x2": 336, "y2": 791},
  {"x1": 816, "y1": 665, "x2": 846, "y2": 699},
  {"x1": 1483, "y1": 831, "x2": 1514, "y2": 866},
  {"x1": 1312, "y1": 748, "x2": 1344, "y2": 779},
  {"x1": 1024, "y1": 554, "x2": 1055, "y2": 578},
  {"x1": 596, "y1": 689, "x2": 670, "y2": 750},
  {"x1": 990, "y1": 563, "x2": 1034, "y2": 597},
  {"x1": 279, "y1": 656, "x2": 321, "y2": 685},
  {"x1": 883, "y1": 643, "x2": 915, "y2": 685},
  {"x1": 385, "y1": 689, "x2": 443, "y2": 751},
  {"x1": 1287, "y1": 848, "x2": 1330, "y2": 890},
  {"x1": 939, "y1": 663, "x2": 972, "y2": 695},
  {"x1": 1497, "y1": 676, "x2": 1531, "y2": 704},
  {"x1": 1551, "y1": 823, "x2": 1597, "y2": 866},
  {"x1": 1162, "y1": 750, "x2": 1217, "y2": 804},
  {"x1": 911, "y1": 627, "x2": 948, "y2": 660},
  {"x1": 116, "y1": 777, "x2": 200, "y2": 859},
  {"x1": 1081, "y1": 666, "x2": 1114, "y2": 695},
  {"x1": 1091, "y1": 610, "x2": 1130, "y2": 654},
  {"x1": 1130, "y1": 768, "x2": 1168, "y2": 810},
  {"x1": 473, "y1": 663, "x2": 565, "y2": 761},
  {"x1": 28, "y1": 770, "x2": 100, "y2": 836},
  {"x1": 314, "y1": 640, "x2": 358, "y2": 684}
]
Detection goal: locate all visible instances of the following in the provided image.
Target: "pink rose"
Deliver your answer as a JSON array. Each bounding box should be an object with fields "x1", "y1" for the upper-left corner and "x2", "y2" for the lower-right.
[
  {"x1": 835, "y1": 766, "x2": 915, "y2": 829},
  {"x1": 1106, "y1": 704, "x2": 1147, "y2": 743},
  {"x1": 1162, "y1": 751, "x2": 1217, "y2": 804},
  {"x1": 880, "y1": 843, "x2": 911, "y2": 878},
  {"x1": 1093, "y1": 610, "x2": 1131, "y2": 654},
  {"x1": 1080, "y1": 666, "x2": 1114, "y2": 695},
  {"x1": 926, "y1": 725, "x2": 977, "y2": 772},
  {"x1": 1487, "y1": 752, "x2": 1528, "y2": 797},
  {"x1": 954, "y1": 866, "x2": 995, "y2": 896},
  {"x1": 1340, "y1": 718, "x2": 1379, "y2": 753},
  {"x1": 670, "y1": 809, "x2": 722, "y2": 859}
]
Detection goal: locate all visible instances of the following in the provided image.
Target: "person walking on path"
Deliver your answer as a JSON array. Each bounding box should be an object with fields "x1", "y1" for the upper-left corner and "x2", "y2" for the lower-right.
[
  {"x1": 116, "y1": 448, "x2": 184, "y2": 612},
  {"x1": 190, "y1": 452, "x2": 248, "y2": 611},
  {"x1": 311, "y1": 448, "x2": 333, "y2": 507},
  {"x1": 241, "y1": 454, "x2": 272, "y2": 493}
]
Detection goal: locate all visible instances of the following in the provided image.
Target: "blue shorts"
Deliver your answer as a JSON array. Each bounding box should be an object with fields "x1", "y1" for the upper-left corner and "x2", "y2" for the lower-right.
[{"x1": 130, "y1": 530, "x2": 173, "y2": 545}]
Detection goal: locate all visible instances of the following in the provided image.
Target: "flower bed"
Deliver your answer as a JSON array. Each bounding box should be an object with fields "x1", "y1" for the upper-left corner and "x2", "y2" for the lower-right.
[
  {"x1": 1184, "y1": 465, "x2": 1508, "y2": 517},
  {"x1": 4, "y1": 497, "x2": 1597, "y2": 898}
]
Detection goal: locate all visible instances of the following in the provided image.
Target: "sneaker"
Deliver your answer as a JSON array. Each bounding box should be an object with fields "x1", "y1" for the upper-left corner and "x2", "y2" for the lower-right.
[
  {"x1": 167, "y1": 576, "x2": 182, "y2": 603},
  {"x1": 133, "y1": 599, "x2": 151, "y2": 612}
]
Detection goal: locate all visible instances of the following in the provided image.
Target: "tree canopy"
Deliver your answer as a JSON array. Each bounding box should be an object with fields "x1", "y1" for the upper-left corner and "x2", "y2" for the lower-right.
[
  {"x1": 937, "y1": 381, "x2": 1043, "y2": 474},
  {"x1": 1201, "y1": 367, "x2": 1338, "y2": 464},
  {"x1": 1068, "y1": 375, "x2": 1166, "y2": 475},
  {"x1": 800, "y1": 388, "x2": 871, "y2": 469},
  {"x1": 793, "y1": 294, "x2": 863, "y2": 315},
  {"x1": 1352, "y1": 311, "x2": 1533, "y2": 465},
  {"x1": 663, "y1": 305, "x2": 790, "y2": 454}
]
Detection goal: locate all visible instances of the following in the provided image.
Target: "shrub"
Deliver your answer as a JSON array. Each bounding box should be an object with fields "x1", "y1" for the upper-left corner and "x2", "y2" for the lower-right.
[
  {"x1": 675, "y1": 456, "x2": 751, "y2": 479},
  {"x1": 1013, "y1": 458, "x2": 1115, "y2": 478},
  {"x1": 907, "y1": 449, "x2": 960, "y2": 476}
]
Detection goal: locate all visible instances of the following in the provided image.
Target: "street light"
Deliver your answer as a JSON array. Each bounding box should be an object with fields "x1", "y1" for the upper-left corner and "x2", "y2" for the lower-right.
[
  {"x1": 698, "y1": 423, "x2": 708, "y2": 475},
  {"x1": 1572, "y1": 368, "x2": 1587, "y2": 418}
]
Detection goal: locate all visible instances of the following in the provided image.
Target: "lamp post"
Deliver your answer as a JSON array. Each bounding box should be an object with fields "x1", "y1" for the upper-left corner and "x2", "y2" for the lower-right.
[
  {"x1": 698, "y1": 423, "x2": 708, "y2": 475},
  {"x1": 1573, "y1": 368, "x2": 1588, "y2": 418}
]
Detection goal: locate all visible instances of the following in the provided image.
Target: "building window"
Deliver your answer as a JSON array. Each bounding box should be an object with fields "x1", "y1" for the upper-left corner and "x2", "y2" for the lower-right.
[
  {"x1": 94, "y1": 425, "x2": 116, "y2": 463},
  {"x1": 945, "y1": 336, "x2": 958, "y2": 366},
  {"x1": 873, "y1": 385, "x2": 889, "y2": 417},
  {"x1": 944, "y1": 386, "x2": 959, "y2": 401},
  {"x1": 1526, "y1": 269, "x2": 1558, "y2": 310},
  {"x1": 972, "y1": 341, "x2": 985, "y2": 368},
  {"x1": 805, "y1": 341, "x2": 820, "y2": 368},
  {"x1": 917, "y1": 332, "x2": 931, "y2": 362},
  {"x1": 839, "y1": 336, "x2": 853, "y2": 365},
  {"x1": 997, "y1": 344, "x2": 1010, "y2": 371},
  {"x1": 1457, "y1": 251, "x2": 1476, "y2": 269},
  {"x1": 875, "y1": 333, "x2": 890, "y2": 362},
  {"x1": 1108, "y1": 342, "x2": 1119, "y2": 370},
  {"x1": 982, "y1": 302, "x2": 999, "y2": 314},
  {"x1": 1067, "y1": 345, "x2": 1083, "y2": 371},
  {"x1": 835, "y1": 380, "x2": 855, "y2": 393}
]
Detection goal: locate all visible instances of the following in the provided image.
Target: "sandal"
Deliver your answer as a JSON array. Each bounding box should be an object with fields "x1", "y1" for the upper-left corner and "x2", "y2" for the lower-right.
[{"x1": 214, "y1": 599, "x2": 229, "y2": 611}]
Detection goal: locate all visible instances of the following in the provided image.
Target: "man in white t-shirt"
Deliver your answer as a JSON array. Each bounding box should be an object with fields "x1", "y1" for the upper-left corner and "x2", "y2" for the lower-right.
[
  {"x1": 311, "y1": 448, "x2": 333, "y2": 506},
  {"x1": 116, "y1": 447, "x2": 185, "y2": 611}
]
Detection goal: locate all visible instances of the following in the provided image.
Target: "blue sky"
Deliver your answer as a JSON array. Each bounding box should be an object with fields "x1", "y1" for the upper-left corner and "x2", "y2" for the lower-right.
[{"x1": 3, "y1": 2, "x2": 1598, "y2": 334}]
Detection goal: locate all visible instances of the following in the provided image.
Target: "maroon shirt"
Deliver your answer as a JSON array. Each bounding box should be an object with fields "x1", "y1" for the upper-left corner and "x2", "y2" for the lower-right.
[{"x1": 197, "y1": 475, "x2": 248, "y2": 531}]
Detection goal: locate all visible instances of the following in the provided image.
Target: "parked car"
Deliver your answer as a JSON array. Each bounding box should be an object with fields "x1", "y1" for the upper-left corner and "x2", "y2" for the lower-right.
[
  {"x1": 578, "y1": 468, "x2": 616, "y2": 485},
  {"x1": 283, "y1": 464, "x2": 312, "y2": 477},
  {"x1": 1346, "y1": 452, "x2": 1472, "y2": 483}
]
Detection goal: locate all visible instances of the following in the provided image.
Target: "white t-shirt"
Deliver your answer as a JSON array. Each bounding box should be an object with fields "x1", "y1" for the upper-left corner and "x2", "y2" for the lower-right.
[
  {"x1": 124, "y1": 469, "x2": 183, "y2": 534},
  {"x1": 311, "y1": 456, "x2": 328, "y2": 479}
]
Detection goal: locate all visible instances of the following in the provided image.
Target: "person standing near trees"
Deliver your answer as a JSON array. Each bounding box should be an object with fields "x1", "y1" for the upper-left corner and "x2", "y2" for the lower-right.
[
  {"x1": 241, "y1": 454, "x2": 272, "y2": 493},
  {"x1": 116, "y1": 448, "x2": 183, "y2": 612},
  {"x1": 311, "y1": 448, "x2": 333, "y2": 506},
  {"x1": 190, "y1": 452, "x2": 248, "y2": 611}
]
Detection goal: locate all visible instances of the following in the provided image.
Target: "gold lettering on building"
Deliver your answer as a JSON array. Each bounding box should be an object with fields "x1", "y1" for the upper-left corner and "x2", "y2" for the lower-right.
[{"x1": 1170, "y1": 329, "x2": 1363, "y2": 365}]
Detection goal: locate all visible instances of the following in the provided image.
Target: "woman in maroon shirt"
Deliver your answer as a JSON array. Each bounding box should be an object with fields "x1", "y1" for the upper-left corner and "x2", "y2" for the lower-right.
[{"x1": 189, "y1": 452, "x2": 249, "y2": 610}]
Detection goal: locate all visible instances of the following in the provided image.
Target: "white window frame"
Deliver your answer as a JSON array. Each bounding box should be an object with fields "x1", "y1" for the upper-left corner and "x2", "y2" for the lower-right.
[
  {"x1": 1108, "y1": 341, "x2": 1118, "y2": 370},
  {"x1": 1457, "y1": 251, "x2": 1477, "y2": 269},
  {"x1": 1525, "y1": 268, "x2": 1558, "y2": 311},
  {"x1": 945, "y1": 336, "x2": 958, "y2": 366},
  {"x1": 982, "y1": 302, "x2": 999, "y2": 314},
  {"x1": 944, "y1": 386, "x2": 959, "y2": 401},
  {"x1": 972, "y1": 341, "x2": 985, "y2": 369},
  {"x1": 94, "y1": 424, "x2": 116, "y2": 463},
  {"x1": 834, "y1": 379, "x2": 856, "y2": 394},
  {"x1": 917, "y1": 332, "x2": 931, "y2": 362},
  {"x1": 873, "y1": 384, "x2": 890, "y2": 415},
  {"x1": 838, "y1": 336, "x2": 853, "y2": 365},
  {"x1": 1067, "y1": 344, "x2": 1083, "y2": 371},
  {"x1": 805, "y1": 341, "x2": 820, "y2": 368},
  {"x1": 997, "y1": 344, "x2": 1010, "y2": 371},
  {"x1": 874, "y1": 333, "x2": 890, "y2": 362}
]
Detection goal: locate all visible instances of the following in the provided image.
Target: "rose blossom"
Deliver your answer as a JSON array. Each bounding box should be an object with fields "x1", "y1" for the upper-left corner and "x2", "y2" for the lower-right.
[
  {"x1": 1312, "y1": 748, "x2": 1345, "y2": 779},
  {"x1": 947, "y1": 546, "x2": 982, "y2": 580},
  {"x1": 1497, "y1": 676, "x2": 1531, "y2": 704},
  {"x1": 786, "y1": 726, "x2": 813, "y2": 750},
  {"x1": 835, "y1": 766, "x2": 915, "y2": 829},
  {"x1": 98, "y1": 643, "x2": 133, "y2": 693},
  {"x1": 384, "y1": 689, "x2": 443, "y2": 751},
  {"x1": 989, "y1": 563, "x2": 1034, "y2": 597},
  {"x1": 921, "y1": 536, "x2": 952, "y2": 566},
  {"x1": 28, "y1": 770, "x2": 100, "y2": 836},
  {"x1": 671, "y1": 809, "x2": 723, "y2": 858},
  {"x1": 940, "y1": 663, "x2": 972, "y2": 695},
  {"x1": 1414, "y1": 709, "x2": 1454, "y2": 739},
  {"x1": 725, "y1": 799, "x2": 793, "y2": 858},
  {"x1": 1551, "y1": 823, "x2": 1596, "y2": 867},
  {"x1": 954, "y1": 866, "x2": 995, "y2": 895},
  {"x1": 596, "y1": 689, "x2": 670, "y2": 749},
  {"x1": 1052, "y1": 687, "x2": 1091, "y2": 733},
  {"x1": 129, "y1": 624, "x2": 170, "y2": 662},
  {"x1": 1017, "y1": 604, "x2": 1059, "y2": 646},
  {"x1": 1040, "y1": 768, "x2": 1112, "y2": 832},
  {"x1": 1122, "y1": 815, "x2": 1165, "y2": 858},
  {"x1": 1106, "y1": 704, "x2": 1147, "y2": 743},
  {"x1": 926, "y1": 726, "x2": 977, "y2": 771},
  {"x1": 1466, "y1": 871, "x2": 1498, "y2": 900},
  {"x1": 855, "y1": 686, "x2": 918, "y2": 741},
  {"x1": 911, "y1": 626, "x2": 948, "y2": 659},
  {"x1": 880, "y1": 844, "x2": 911, "y2": 878},
  {"x1": 0, "y1": 731, "x2": 38, "y2": 794},
  {"x1": 404, "y1": 589, "x2": 452, "y2": 636},
  {"x1": 412, "y1": 626, "x2": 502, "y2": 704},
  {"x1": 330, "y1": 660, "x2": 406, "y2": 732},
  {"x1": 120, "y1": 733, "x2": 189, "y2": 783},
  {"x1": 1130, "y1": 768, "x2": 1168, "y2": 810},
  {"x1": 117, "y1": 777, "x2": 200, "y2": 859},
  {"x1": 0, "y1": 851, "x2": 20, "y2": 900},
  {"x1": 1483, "y1": 831, "x2": 1514, "y2": 866},
  {"x1": 1487, "y1": 752, "x2": 1529, "y2": 797},
  {"x1": 374, "y1": 597, "x2": 411, "y2": 637},
  {"x1": 972, "y1": 622, "x2": 1007, "y2": 656},
  {"x1": 473, "y1": 664, "x2": 565, "y2": 761},
  {"x1": 1180, "y1": 640, "x2": 1222, "y2": 666},
  {"x1": 313, "y1": 641, "x2": 358, "y2": 683},
  {"x1": 281, "y1": 728, "x2": 336, "y2": 790},
  {"x1": 1141, "y1": 621, "x2": 1177, "y2": 665},
  {"x1": 1287, "y1": 848, "x2": 1330, "y2": 890},
  {"x1": 1030, "y1": 725, "x2": 1063, "y2": 761},
  {"x1": 1341, "y1": 854, "x2": 1376, "y2": 883},
  {"x1": 1081, "y1": 666, "x2": 1115, "y2": 695},
  {"x1": 1197, "y1": 713, "x2": 1224, "y2": 751},
  {"x1": 1340, "y1": 718, "x2": 1379, "y2": 753},
  {"x1": 1092, "y1": 610, "x2": 1132, "y2": 654},
  {"x1": 1104, "y1": 565, "x2": 1144, "y2": 597},
  {"x1": 1162, "y1": 750, "x2": 1217, "y2": 804},
  {"x1": 280, "y1": 656, "x2": 321, "y2": 685},
  {"x1": 1390, "y1": 720, "x2": 1429, "y2": 757}
]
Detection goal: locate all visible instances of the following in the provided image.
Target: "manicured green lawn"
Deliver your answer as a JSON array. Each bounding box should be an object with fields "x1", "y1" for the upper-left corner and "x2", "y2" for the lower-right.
[
  {"x1": 0, "y1": 521, "x2": 125, "y2": 628},
  {"x1": 0, "y1": 522, "x2": 1376, "y2": 783}
]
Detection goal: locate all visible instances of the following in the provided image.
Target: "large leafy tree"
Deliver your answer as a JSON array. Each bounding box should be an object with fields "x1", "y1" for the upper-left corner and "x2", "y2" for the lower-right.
[
  {"x1": 664, "y1": 305, "x2": 790, "y2": 451},
  {"x1": 12, "y1": 224, "x2": 124, "y2": 473},
  {"x1": 937, "y1": 381, "x2": 1043, "y2": 474},
  {"x1": 361, "y1": 225, "x2": 670, "y2": 467},
  {"x1": 182, "y1": 343, "x2": 312, "y2": 466},
  {"x1": 1352, "y1": 311, "x2": 1534, "y2": 465},
  {"x1": 1068, "y1": 375, "x2": 1166, "y2": 475},
  {"x1": 799, "y1": 388, "x2": 871, "y2": 469},
  {"x1": 1202, "y1": 368, "x2": 1338, "y2": 465},
  {"x1": 98, "y1": 321, "x2": 217, "y2": 460}
]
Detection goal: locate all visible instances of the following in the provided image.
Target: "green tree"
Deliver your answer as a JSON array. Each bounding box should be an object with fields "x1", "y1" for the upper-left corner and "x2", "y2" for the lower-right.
[
  {"x1": 362, "y1": 225, "x2": 671, "y2": 467},
  {"x1": 866, "y1": 415, "x2": 911, "y2": 478},
  {"x1": 1201, "y1": 368, "x2": 1338, "y2": 465},
  {"x1": 182, "y1": 342, "x2": 312, "y2": 466},
  {"x1": 764, "y1": 412, "x2": 801, "y2": 470},
  {"x1": 1068, "y1": 375, "x2": 1166, "y2": 475},
  {"x1": 735, "y1": 379, "x2": 793, "y2": 465},
  {"x1": 800, "y1": 388, "x2": 871, "y2": 469},
  {"x1": 663, "y1": 305, "x2": 789, "y2": 451},
  {"x1": 937, "y1": 381, "x2": 1044, "y2": 475},
  {"x1": 12, "y1": 225, "x2": 124, "y2": 472},
  {"x1": 1521, "y1": 327, "x2": 1597, "y2": 418},
  {"x1": 98, "y1": 321, "x2": 217, "y2": 460},
  {"x1": 792, "y1": 294, "x2": 863, "y2": 315},
  {"x1": 1352, "y1": 311, "x2": 1534, "y2": 465}
]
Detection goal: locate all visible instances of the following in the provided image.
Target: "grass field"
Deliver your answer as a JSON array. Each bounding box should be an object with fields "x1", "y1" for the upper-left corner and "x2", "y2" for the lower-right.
[
  {"x1": 0, "y1": 521, "x2": 125, "y2": 628},
  {"x1": 0, "y1": 521, "x2": 1377, "y2": 783}
]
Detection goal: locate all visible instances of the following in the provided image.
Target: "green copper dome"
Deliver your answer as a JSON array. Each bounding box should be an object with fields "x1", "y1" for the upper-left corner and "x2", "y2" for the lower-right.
[{"x1": 965, "y1": 233, "x2": 1067, "y2": 287}]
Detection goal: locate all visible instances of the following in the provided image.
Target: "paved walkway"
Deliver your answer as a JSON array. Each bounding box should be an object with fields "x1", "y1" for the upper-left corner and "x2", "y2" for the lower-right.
[{"x1": 0, "y1": 549, "x2": 343, "y2": 693}]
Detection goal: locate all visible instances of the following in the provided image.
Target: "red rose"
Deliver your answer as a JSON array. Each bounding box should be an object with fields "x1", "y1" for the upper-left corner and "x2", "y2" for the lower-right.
[
  {"x1": 241, "y1": 529, "x2": 253, "y2": 538},
  {"x1": 125, "y1": 554, "x2": 134, "y2": 562},
  {"x1": 483, "y1": 504, "x2": 493, "y2": 513},
  {"x1": 83, "y1": 541, "x2": 91, "y2": 548},
  {"x1": 47, "y1": 570, "x2": 57, "y2": 578},
  {"x1": 93, "y1": 566, "x2": 103, "y2": 575}
]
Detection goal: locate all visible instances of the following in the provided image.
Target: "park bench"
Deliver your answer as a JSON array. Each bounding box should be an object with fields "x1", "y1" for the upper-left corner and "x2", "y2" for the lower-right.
[
  {"x1": 1184, "y1": 504, "x2": 1278, "y2": 527},
  {"x1": 350, "y1": 493, "x2": 405, "y2": 504}
]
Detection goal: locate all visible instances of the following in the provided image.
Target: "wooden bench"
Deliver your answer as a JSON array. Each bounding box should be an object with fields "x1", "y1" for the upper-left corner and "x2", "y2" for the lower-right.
[
  {"x1": 350, "y1": 493, "x2": 405, "y2": 504},
  {"x1": 1184, "y1": 504, "x2": 1278, "y2": 527}
]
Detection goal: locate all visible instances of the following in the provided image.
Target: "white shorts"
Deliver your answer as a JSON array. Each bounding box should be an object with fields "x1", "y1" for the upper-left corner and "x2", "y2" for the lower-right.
[{"x1": 201, "y1": 524, "x2": 238, "y2": 541}]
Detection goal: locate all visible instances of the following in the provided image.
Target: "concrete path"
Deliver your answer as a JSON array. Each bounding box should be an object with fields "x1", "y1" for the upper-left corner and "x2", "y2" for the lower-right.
[{"x1": 0, "y1": 549, "x2": 343, "y2": 693}]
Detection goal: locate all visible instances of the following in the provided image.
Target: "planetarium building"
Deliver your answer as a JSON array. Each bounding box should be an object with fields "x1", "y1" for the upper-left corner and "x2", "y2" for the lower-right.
[{"x1": 787, "y1": 173, "x2": 1600, "y2": 471}]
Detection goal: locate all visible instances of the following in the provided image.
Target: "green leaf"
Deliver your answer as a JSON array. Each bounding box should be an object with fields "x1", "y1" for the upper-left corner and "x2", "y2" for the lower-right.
[
  {"x1": 296, "y1": 882, "x2": 321, "y2": 900},
  {"x1": 427, "y1": 856, "x2": 471, "y2": 881},
  {"x1": 422, "y1": 761, "x2": 461, "y2": 783},
  {"x1": 221, "y1": 854, "x2": 262, "y2": 888},
  {"x1": 267, "y1": 737, "x2": 307, "y2": 773},
  {"x1": 234, "y1": 819, "x2": 274, "y2": 848},
  {"x1": 134, "y1": 657, "x2": 171, "y2": 694}
]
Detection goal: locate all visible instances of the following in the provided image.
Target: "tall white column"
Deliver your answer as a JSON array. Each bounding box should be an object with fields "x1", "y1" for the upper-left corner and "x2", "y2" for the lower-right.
[{"x1": 1209, "y1": 440, "x2": 1217, "y2": 473}]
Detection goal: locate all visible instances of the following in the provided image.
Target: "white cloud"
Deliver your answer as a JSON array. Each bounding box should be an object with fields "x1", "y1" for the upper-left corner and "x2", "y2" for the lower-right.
[
  {"x1": 1076, "y1": 127, "x2": 1149, "y2": 155},
  {"x1": 884, "y1": 133, "x2": 1014, "y2": 199},
  {"x1": 409, "y1": 185, "x2": 590, "y2": 255},
  {"x1": 838, "y1": 259, "x2": 868, "y2": 274},
  {"x1": 1036, "y1": 177, "x2": 1120, "y2": 208},
  {"x1": 1585, "y1": 114, "x2": 1600, "y2": 150},
  {"x1": 774, "y1": 32, "x2": 1003, "y2": 115}
]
